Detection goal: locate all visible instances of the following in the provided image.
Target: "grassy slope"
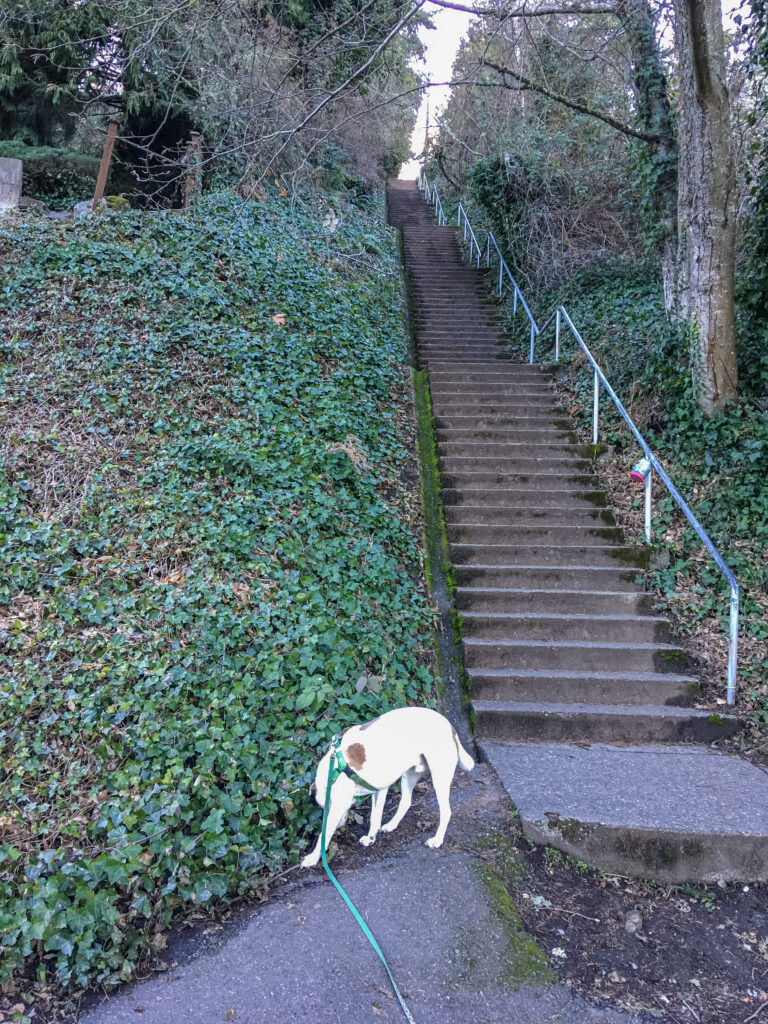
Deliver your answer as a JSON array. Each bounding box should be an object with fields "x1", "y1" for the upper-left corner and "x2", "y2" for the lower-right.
[{"x1": 0, "y1": 192, "x2": 435, "y2": 995}]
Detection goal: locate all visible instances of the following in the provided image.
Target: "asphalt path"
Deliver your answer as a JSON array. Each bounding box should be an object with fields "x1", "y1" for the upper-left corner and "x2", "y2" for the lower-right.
[{"x1": 79, "y1": 764, "x2": 654, "y2": 1024}]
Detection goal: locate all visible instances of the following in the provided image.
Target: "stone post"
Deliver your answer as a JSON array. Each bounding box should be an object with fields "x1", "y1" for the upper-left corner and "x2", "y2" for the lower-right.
[{"x1": 0, "y1": 158, "x2": 22, "y2": 213}]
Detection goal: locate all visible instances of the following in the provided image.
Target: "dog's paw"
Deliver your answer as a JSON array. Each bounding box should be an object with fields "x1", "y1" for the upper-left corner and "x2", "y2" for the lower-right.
[
  {"x1": 425, "y1": 836, "x2": 443, "y2": 850},
  {"x1": 301, "y1": 853, "x2": 320, "y2": 868},
  {"x1": 380, "y1": 821, "x2": 397, "y2": 833},
  {"x1": 359, "y1": 835, "x2": 376, "y2": 847}
]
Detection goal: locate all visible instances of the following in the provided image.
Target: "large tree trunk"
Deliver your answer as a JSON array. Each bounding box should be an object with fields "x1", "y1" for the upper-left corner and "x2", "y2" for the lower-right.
[
  {"x1": 674, "y1": 0, "x2": 738, "y2": 415},
  {"x1": 615, "y1": 0, "x2": 679, "y2": 316}
]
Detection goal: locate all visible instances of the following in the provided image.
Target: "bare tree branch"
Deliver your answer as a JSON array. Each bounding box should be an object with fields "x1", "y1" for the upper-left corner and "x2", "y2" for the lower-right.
[
  {"x1": 479, "y1": 56, "x2": 660, "y2": 141},
  {"x1": 425, "y1": 0, "x2": 617, "y2": 16}
]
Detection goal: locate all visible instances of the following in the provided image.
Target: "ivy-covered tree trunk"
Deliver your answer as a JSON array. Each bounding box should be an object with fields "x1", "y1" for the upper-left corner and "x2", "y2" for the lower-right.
[
  {"x1": 615, "y1": 0, "x2": 678, "y2": 316},
  {"x1": 674, "y1": 0, "x2": 739, "y2": 415}
]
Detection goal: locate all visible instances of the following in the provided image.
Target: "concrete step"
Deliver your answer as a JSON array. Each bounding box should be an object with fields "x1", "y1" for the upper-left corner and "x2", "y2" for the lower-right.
[
  {"x1": 437, "y1": 443, "x2": 584, "y2": 461},
  {"x1": 472, "y1": 700, "x2": 741, "y2": 744},
  {"x1": 431, "y1": 380, "x2": 550, "y2": 390},
  {"x1": 421, "y1": 355, "x2": 521, "y2": 365},
  {"x1": 455, "y1": 586, "x2": 647, "y2": 615},
  {"x1": 426, "y1": 361, "x2": 538, "y2": 372},
  {"x1": 431, "y1": 399, "x2": 563, "y2": 415},
  {"x1": 444, "y1": 506, "x2": 616, "y2": 527},
  {"x1": 448, "y1": 524, "x2": 625, "y2": 548},
  {"x1": 419, "y1": 346, "x2": 509, "y2": 357},
  {"x1": 451, "y1": 542, "x2": 647, "y2": 568},
  {"x1": 420, "y1": 348, "x2": 508, "y2": 358},
  {"x1": 462, "y1": 637, "x2": 690, "y2": 673},
  {"x1": 430, "y1": 386, "x2": 554, "y2": 400},
  {"x1": 454, "y1": 565, "x2": 642, "y2": 591},
  {"x1": 478, "y1": 740, "x2": 768, "y2": 882},
  {"x1": 438, "y1": 464, "x2": 598, "y2": 483},
  {"x1": 460, "y1": 611, "x2": 674, "y2": 644},
  {"x1": 442, "y1": 487, "x2": 607, "y2": 508},
  {"x1": 467, "y1": 667, "x2": 698, "y2": 705},
  {"x1": 433, "y1": 414, "x2": 573, "y2": 429},
  {"x1": 436, "y1": 428, "x2": 574, "y2": 444},
  {"x1": 430, "y1": 381, "x2": 553, "y2": 392}
]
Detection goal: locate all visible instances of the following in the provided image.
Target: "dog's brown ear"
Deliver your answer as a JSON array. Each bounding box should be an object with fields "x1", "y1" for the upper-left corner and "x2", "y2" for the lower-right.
[{"x1": 309, "y1": 781, "x2": 316, "y2": 795}]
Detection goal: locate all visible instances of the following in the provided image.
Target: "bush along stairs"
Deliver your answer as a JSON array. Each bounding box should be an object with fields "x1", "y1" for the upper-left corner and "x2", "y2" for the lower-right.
[{"x1": 388, "y1": 178, "x2": 768, "y2": 883}]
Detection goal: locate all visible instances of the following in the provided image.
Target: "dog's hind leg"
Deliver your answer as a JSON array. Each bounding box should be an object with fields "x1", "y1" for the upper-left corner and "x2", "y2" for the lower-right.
[
  {"x1": 424, "y1": 756, "x2": 457, "y2": 850},
  {"x1": 380, "y1": 766, "x2": 420, "y2": 835},
  {"x1": 359, "y1": 787, "x2": 388, "y2": 847}
]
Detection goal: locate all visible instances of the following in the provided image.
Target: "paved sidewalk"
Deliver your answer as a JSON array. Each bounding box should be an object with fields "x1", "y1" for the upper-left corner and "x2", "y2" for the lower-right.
[{"x1": 79, "y1": 766, "x2": 653, "y2": 1024}]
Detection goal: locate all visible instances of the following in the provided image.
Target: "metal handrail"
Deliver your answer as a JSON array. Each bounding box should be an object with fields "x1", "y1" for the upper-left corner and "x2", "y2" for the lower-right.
[
  {"x1": 483, "y1": 230, "x2": 539, "y2": 364},
  {"x1": 416, "y1": 172, "x2": 740, "y2": 704},
  {"x1": 422, "y1": 177, "x2": 447, "y2": 226},
  {"x1": 457, "y1": 203, "x2": 481, "y2": 267}
]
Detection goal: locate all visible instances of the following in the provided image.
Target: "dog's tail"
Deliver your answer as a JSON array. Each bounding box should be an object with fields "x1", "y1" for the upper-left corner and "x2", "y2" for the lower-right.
[{"x1": 452, "y1": 727, "x2": 475, "y2": 772}]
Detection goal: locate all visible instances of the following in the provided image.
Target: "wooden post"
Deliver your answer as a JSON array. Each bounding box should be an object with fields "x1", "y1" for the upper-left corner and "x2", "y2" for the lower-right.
[
  {"x1": 183, "y1": 132, "x2": 203, "y2": 210},
  {"x1": 92, "y1": 118, "x2": 119, "y2": 211}
]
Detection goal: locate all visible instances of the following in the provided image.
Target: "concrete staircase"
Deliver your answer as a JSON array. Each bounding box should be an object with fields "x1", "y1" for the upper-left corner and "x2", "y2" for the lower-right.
[{"x1": 388, "y1": 178, "x2": 768, "y2": 883}]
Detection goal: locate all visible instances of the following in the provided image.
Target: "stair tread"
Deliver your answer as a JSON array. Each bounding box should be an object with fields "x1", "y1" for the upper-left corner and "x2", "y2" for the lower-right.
[
  {"x1": 464, "y1": 637, "x2": 682, "y2": 650},
  {"x1": 472, "y1": 699, "x2": 732, "y2": 719},
  {"x1": 479, "y1": 740, "x2": 768, "y2": 836},
  {"x1": 467, "y1": 667, "x2": 698, "y2": 682},
  {"x1": 461, "y1": 610, "x2": 669, "y2": 623}
]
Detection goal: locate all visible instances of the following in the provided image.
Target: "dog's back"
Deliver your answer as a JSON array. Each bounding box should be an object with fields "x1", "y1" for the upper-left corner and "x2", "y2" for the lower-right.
[{"x1": 342, "y1": 707, "x2": 474, "y2": 788}]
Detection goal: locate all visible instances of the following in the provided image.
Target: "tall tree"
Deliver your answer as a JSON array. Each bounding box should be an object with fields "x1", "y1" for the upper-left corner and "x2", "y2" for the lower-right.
[
  {"x1": 674, "y1": 0, "x2": 738, "y2": 413},
  {"x1": 429, "y1": 0, "x2": 740, "y2": 414}
]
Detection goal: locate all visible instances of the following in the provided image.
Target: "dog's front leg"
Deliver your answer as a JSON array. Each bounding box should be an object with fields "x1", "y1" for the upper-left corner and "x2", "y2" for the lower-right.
[
  {"x1": 359, "y1": 787, "x2": 388, "y2": 847},
  {"x1": 301, "y1": 789, "x2": 353, "y2": 868},
  {"x1": 381, "y1": 766, "x2": 420, "y2": 835}
]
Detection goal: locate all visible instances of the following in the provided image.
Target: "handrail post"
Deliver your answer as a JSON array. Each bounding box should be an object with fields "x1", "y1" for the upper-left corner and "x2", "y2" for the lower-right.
[
  {"x1": 529, "y1": 323, "x2": 536, "y2": 364},
  {"x1": 727, "y1": 585, "x2": 739, "y2": 705},
  {"x1": 644, "y1": 471, "x2": 652, "y2": 544},
  {"x1": 555, "y1": 308, "x2": 561, "y2": 362},
  {"x1": 592, "y1": 368, "x2": 599, "y2": 444}
]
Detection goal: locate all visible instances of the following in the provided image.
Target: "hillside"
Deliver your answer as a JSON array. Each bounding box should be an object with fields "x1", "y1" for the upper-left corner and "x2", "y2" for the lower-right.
[{"x1": 0, "y1": 192, "x2": 435, "y2": 1003}]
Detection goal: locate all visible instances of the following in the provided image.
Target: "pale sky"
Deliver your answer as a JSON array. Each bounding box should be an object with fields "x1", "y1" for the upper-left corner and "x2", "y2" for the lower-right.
[{"x1": 399, "y1": 2, "x2": 474, "y2": 179}]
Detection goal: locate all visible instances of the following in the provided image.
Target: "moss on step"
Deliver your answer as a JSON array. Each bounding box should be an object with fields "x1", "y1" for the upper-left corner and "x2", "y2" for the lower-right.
[
  {"x1": 580, "y1": 442, "x2": 610, "y2": 460},
  {"x1": 413, "y1": 368, "x2": 453, "y2": 596}
]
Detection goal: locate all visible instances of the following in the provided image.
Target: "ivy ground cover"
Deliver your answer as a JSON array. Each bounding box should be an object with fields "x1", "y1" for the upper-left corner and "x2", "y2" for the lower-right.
[{"x1": 0, "y1": 193, "x2": 435, "y2": 999}]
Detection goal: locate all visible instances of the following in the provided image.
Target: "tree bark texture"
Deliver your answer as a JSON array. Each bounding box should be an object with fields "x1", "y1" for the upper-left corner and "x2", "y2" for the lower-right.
[{"x1": 674, "y1": 0, "x2": 738, "y2": 414}]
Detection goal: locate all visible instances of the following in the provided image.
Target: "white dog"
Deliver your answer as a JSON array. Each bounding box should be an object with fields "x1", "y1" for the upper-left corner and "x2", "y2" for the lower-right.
[{"x1": 301, "y1": 706, "x2": 474, "y2": 868}]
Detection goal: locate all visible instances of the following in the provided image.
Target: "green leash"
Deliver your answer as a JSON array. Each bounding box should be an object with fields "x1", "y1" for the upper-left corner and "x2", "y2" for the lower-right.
[{"x1": 320, "y1": 736, "x2": 417, "y2": 1024}]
